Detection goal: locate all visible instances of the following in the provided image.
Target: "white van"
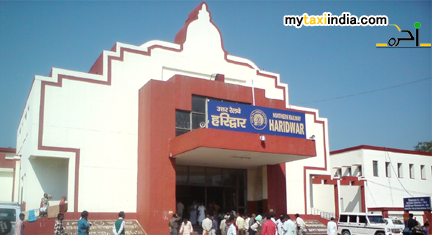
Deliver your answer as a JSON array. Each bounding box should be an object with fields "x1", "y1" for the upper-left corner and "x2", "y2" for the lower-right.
[
  {"x1": 0, "y1": 202, "x2": 21, "y2": 235},
  {"x1": 338, "y1": 213, "x2": 404, "y2": 235}
]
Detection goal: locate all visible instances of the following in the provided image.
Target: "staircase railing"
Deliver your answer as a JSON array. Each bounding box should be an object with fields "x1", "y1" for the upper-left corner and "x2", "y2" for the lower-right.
[{"x1": 310, "y1": 207, "x2": 335, "y2": 220}]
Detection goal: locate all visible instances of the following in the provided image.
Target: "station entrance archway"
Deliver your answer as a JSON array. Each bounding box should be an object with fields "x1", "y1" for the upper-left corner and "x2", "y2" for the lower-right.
[{"x1": 176, "y1": 165, "x2": 247, "y2": 219}]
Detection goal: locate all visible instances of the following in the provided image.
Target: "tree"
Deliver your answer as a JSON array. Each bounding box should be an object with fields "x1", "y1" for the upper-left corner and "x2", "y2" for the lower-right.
[{"x1": 413, "y1": 141, "x2": 432, "y2": 153}]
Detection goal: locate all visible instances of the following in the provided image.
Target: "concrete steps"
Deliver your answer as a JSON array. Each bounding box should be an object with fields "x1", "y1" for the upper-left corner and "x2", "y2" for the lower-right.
[{"x1": 305, "y1": 220, "x2": 328, "y2": 235}]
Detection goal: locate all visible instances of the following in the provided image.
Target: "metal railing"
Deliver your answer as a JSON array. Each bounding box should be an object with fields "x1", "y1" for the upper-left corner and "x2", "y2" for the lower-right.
[{"x1": 310, "y1": 207, "x2": 335, "y2": 220}]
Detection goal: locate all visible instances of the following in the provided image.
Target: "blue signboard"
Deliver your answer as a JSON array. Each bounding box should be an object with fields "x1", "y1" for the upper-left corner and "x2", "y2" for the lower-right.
[
  {"x1": 207, "y1": 100, "x2": 306, "y2": 138},
  {"x1": 403, "y1": 197, "x2": 431, "y2": 211}
]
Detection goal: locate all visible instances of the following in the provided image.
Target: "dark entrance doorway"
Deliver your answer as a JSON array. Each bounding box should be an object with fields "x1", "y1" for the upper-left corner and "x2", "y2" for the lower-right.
[{"x1": 176, "y1": 165, "x2": 247, "y2": 221}]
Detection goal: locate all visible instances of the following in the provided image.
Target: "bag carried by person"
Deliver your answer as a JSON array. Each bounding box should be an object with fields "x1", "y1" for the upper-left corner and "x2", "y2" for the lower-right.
[{"x1": 403, "y1": 220, "x2": 412, "y2": 235}]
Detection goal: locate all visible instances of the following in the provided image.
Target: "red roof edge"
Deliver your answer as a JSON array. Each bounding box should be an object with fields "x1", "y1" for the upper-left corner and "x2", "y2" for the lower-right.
[
  {"x1": 330, "y1": 145, "x2": 432, "y2": 156},
  {"x1": 0, "y1": 147, "x2": 16, "y2": 154}
]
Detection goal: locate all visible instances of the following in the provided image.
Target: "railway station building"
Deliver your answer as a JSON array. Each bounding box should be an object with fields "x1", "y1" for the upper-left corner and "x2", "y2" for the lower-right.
[{"x1": 8, "y1": 2, "x2": 431, "y2": 234}]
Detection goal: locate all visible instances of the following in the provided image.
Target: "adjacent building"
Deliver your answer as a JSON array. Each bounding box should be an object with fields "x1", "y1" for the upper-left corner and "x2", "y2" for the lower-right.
[
  {"x1": 312, "y1": 145, "x2": 432, "y2": 225},
  {"x1": 0, "y1": 147, "x2": 19, "y2": 202}
]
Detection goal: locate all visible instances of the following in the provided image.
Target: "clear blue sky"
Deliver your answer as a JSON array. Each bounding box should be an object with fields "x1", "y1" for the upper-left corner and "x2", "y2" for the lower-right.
[{"x1": 0, "y1": 1, "x2": 430, "y2": 151}]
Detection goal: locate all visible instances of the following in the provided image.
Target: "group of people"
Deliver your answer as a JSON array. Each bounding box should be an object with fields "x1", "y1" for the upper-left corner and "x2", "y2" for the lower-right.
[
  {"x1": 40, "y1": 193, "x2": 67, "y2": 218},
  {"x1": 169, "y1": 209, "x2": 310, "y2": 235},
  {"x1": 13, "y1": 210, "x2": 126, "y2": 235},
  {"x1": 219, "y1": 212, "x2": 309, "y2": 235},
  {"x1": 403, "y1": 213, "x2": 429, "y2": 235},
  {"x1": 56, "y1": 210, "x2": 127, "y2": 235},
  {"x1": 169, "y1": 213, "x2": 220, "y2": 235},
  {"x1": 177, "y1": 200, "x2": 221, "y2": 226}
]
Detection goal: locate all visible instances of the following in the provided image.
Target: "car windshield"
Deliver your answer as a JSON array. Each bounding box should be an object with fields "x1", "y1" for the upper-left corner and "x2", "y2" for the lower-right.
[
  {"x1": 368, "y1": 216, "x2": 385, "y2": 224},
  {"x1": 0, "y1": 209, "x2": 16, "y2": 222},
  {"x1": 393, "y1": 220, "x2": 403, "y2": 225}
]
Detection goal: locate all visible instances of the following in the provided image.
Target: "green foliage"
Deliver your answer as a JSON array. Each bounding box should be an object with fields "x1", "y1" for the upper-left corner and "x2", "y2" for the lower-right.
[{"x1": 413, "y1": 141, "x2": 432, "y2": 153}]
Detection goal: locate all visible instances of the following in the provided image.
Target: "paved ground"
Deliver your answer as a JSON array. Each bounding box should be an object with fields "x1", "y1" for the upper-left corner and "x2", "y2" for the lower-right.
[{"x1": 63, "y1": 219, "x2": 147, "y2": 235}]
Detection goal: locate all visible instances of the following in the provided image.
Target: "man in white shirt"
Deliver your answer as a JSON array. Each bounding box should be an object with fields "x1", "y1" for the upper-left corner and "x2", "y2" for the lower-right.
[
  {"x1": 220, "y1": 215, "x2": 229, "y2": 235},
  {"x1": 295, "y1": 214, "x2": 308, "y2": 235},
  {"x1": 327, "y1": 217, "x2": 337, "y2": 235},
  {"x1": 277, "y1": 215, "x2": 285, "y2": 235},
  {"x1": 236, "y1": 213, "x2": 246, "y2": 235},
  {"x1": 283, "y1": 215, "x2": 296, "y2": 235},
  {"x1": 227, "y1": 219, "x2": 237, "y2": 235},
  {"x1": 245, "y1": 214, "x2": 251, "y2": 235},
  {"x1": 202, "y1": 215, "x2": 213, "y2": 235}
]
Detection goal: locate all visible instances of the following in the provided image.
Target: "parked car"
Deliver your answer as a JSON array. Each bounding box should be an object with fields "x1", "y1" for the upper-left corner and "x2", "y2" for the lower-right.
[
  {"x1": 0, "y1": 202, "x2": 21, "y2": 235},
  {"x1": 338, "y1": 212, "x2": 403, "y2": 235},
  {"x1": 383, "y1": 218, "x2": 404, "y2": 234}
]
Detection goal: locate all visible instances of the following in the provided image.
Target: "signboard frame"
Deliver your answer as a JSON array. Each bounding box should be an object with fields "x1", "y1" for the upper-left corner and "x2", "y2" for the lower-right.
[
  {"x1": 403, "y1": 197, "x2": 431, "y2": 211},
  {"x1": 206, "y1": 99, "x2": 307, "y2": 139}
]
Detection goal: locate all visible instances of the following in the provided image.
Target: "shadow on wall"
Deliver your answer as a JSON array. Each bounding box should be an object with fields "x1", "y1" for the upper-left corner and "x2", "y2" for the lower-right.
[
  {"x1": 30, "y1": 157, "x2": 69, "y2": 200},
  {"x1": 344, "y1": 187, "x2": 362, "y2": 212}
]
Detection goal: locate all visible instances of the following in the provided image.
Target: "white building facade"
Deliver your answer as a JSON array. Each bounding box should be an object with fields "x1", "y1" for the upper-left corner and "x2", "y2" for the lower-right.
[
  {"x1": 12, "y1": 3, "x2": 331, "y2": 233},
  {"x1": 313, "y1": 145, "x2": 432, "y2": 225}
]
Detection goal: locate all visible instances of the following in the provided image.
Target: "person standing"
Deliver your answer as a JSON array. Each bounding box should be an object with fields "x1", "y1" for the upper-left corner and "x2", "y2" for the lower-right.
[
  {"x1": 249, "y1": 214, "x2": 255, "y2": 234},
  {"x1": 221, "y1": 215, "x2": 229, "y2": 235},
  {"x1": 261, "y1": 215, "x2": 276, "y2": 235},
  {"x1": 213, "y1": 202, "x2": 220, "y2": 216},
  {"x1": 179, "y1": 219, "x2": 194, "y2": 235},
  {"x1": 227, "y1": 219, "x2": 237, "y2": 235},
  {"x1": 261, "y1": 214, "x2": 267, "y2": 226},
  {"x1": 59, "y1": 196, "x2": 67, "y2": 214},
  {"x1": 190, "y1": 201, "x2": 198, "y2": 225},
  {"x1": 54, "y1": 213, "x2": 67, "y2": 235},
  {"x1": 327, "y1": 217, "x2": 337, "y2": 235},
  {"x1": 250, "y1": 215, "x2": 262, "y2": 235},
  {"x1": 169, "y1": 213, "x2": 182, "y2": 235},
  {"x1": 207, "y1": 203, "x2": 214, "y2": 216},
  {"x1": 202, "y1": 215, "x2": 213, "y2": 235},
  {"x1": 295, "y1": 214, "x2": 308, "y2": 235},
  {"x1": 404, "y1": 213, "x2": 419, "y2": 235},
  {"x1": 177, "y1": 201, "x2": 185, "y2": 219},
  {"x1": 40, "y1": 193, "x2": 52, "y2": 217},
  {"x1": 198, "y1": 203, "x2": 206, "y2": 226},
  {"x1": 244, "y1": 214, "x2": 251, "y2": 235},
  {"x1": 236, "y1": 213, "x2": 245, "y2": 235},
  {"x1": 14, "y1": 213, "x2": 25, "y2": 235},
  {"x1": 78, "y1": 210, "x2": 91, "y2": 235},
  {"x1": 210, "y1": 215, "x2": 218, "y2": 235},
  {"x1": 283, "y1": 215, "x2": 296, "y2": 235},
  {"x1": 277, "y1": 215, "x2": 286, "y2": 235},
  {"x1": 113, "y1": 211, "x2": 126, "y2": 235}
]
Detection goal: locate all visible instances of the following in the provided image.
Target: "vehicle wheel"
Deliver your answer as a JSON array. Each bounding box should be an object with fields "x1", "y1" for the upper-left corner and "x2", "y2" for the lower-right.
[
  {"x1": 376, "y1": 233, "x2": 385, "y2": 235},
  {"x1": 342, "y1": 230, "x2": 351, "y2": 235},
  {"x1": 0, "y1": 218, "x2": 12, "y2": 235}
]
